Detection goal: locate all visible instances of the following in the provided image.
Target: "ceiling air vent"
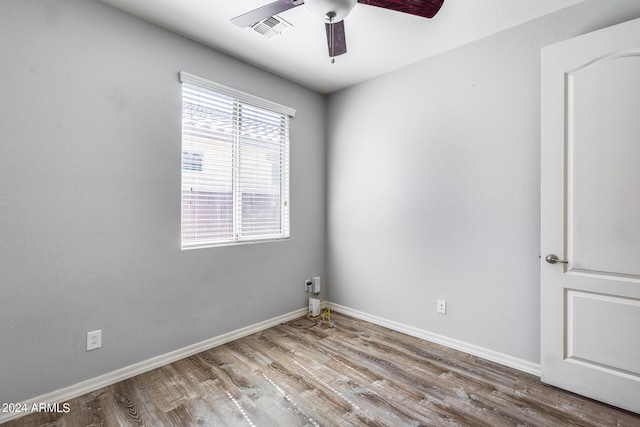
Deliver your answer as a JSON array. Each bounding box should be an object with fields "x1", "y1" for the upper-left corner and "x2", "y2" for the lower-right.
[{"x1": 251, "y1": 15, "x2": 292, "y2": 38}]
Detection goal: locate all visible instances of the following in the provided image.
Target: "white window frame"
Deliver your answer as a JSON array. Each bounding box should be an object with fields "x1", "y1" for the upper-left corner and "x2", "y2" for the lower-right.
[{"x1": 179, "y1": 72, "x2": 295, "y2": 250}]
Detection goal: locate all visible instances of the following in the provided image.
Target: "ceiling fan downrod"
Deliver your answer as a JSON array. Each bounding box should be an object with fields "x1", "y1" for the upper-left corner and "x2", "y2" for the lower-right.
[{"x1": 327, "y1": 11, "x2": 336, "y2": 63}]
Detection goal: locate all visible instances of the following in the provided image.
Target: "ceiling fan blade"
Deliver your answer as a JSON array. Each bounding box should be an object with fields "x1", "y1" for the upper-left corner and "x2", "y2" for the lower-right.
[
  {"x1": 357, "y1": 0, "x2": 444, "y2": 19},
  {"x1": 325, "y1": 20, "x2": 347, "y2": 58},
  {"x1": 231, "y1": 0, "x2": 302, "y2": 28}
]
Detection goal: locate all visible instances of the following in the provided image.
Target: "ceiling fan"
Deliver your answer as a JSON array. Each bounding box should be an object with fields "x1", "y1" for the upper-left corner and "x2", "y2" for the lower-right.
[{"x1": 231, "y1": 0, "x2": 445, "y2": 60}]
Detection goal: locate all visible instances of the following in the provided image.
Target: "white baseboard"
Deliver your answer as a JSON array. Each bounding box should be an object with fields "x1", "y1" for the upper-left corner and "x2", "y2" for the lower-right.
[
  {"x1": 0, "y1": 307, "x2": 308, "y2": 424},
  {"x1": 328, "y1": 302, "x2": 541, "y2": 377}
]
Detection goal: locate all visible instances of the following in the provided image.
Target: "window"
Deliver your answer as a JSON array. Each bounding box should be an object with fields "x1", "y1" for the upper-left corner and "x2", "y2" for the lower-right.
[{"x1": 179, "y1": 72, "x2": 295, "y2": 249}]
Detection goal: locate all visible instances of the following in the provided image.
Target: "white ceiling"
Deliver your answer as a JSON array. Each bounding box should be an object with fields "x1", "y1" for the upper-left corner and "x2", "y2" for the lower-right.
[{"x1": 99, "y1": 0, "x2": 587, "y2": 94}]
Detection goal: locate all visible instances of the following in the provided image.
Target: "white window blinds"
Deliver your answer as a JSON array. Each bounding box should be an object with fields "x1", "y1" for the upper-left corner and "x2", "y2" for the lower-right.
[{"x1": 179, "y1": 72, "x2": 294, "y2": 249}]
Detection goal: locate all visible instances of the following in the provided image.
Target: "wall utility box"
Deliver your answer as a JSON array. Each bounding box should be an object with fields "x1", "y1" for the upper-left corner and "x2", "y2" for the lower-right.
[
  {"x1": 309, "y1": 297, "x2": 320, "y2": 316},
  {"x1": 311, "y1": 276, "x2": 321, "y2": 293}
]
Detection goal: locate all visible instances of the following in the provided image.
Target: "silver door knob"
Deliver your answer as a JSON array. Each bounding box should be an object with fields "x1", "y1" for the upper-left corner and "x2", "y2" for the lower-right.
[{"x1": 545, "y1": 254, "x2": 568, "y2": 264}]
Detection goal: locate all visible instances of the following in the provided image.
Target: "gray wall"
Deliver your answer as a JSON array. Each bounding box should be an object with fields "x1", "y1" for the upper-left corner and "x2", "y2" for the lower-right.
[
  {"x1": 326, "y1": 0, "x2": 640, "y2": 363},
  {"x1": 0, "y1": 0, "x2": 325, "y2": 402}
]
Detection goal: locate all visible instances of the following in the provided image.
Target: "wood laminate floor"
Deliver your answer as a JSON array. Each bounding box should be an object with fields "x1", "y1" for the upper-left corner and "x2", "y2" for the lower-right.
[{"x1": 4, "y1": 313, "x2": 640, "y2": 426}]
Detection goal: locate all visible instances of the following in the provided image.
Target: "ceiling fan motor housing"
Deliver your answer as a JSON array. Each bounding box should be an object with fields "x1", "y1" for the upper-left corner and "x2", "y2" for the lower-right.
[{"x1": 305, "y1": 0, "x2": 357, "y2": 22}]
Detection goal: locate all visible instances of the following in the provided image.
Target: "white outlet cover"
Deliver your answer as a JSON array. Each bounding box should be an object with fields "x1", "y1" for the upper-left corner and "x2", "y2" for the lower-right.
[
  {"x1": 87, "y1": 330, "x2": 102, "y2": 351},
  {"x1": 437, "y1": 300, "x2": 447, "y2": 314}
]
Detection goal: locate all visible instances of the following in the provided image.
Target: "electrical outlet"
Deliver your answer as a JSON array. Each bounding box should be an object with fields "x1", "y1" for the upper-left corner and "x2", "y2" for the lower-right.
[
  {"x1": 305, "y1": 279, "x2": 312, "y2": 292},
  {"x1": 437, "y1": 300, "x2": 447, "y2": 314},
  {"x1": 87, "y1": 330, "x2": 102, "y2": 351}
]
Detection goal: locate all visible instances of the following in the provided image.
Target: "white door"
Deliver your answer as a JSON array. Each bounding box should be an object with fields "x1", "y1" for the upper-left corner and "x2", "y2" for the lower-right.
[{"x1": 541, "y1": 17, "x2": 640, "y2": 414}]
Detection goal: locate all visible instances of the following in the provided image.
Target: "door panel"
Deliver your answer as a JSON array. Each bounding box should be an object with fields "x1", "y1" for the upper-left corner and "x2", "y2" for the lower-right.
[
  {"x1": 567, "y1": 290, "x2": 640, "y2": 375},
  {"x1": 541, "y1": 17, "x2": 640, "y2": 414},
  {"x1": 569, "y1": 54, "x2": 640, "y2": 276}
]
